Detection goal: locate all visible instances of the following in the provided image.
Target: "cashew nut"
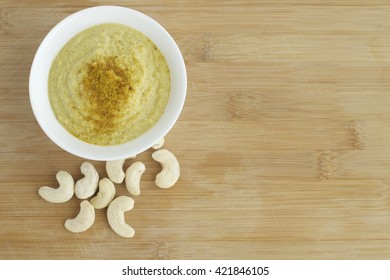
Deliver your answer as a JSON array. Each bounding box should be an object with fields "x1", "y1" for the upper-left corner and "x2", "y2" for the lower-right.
[
  {"x1": 38, "y1": 171, "x2": 74, "y2": 203},
  {"x1": 75, "y1": 162, "x2": 99, "y2": 199},
  {"x1": 90, "y1": 178, "x2": 116, "y2": 209},
  {"x1": 152, "y1": 137, "x2": 165, "y2": 150},
  {"x1": 125, "y1": 162, "x2": 145, "y2": 196},
  {"x1": 107, "y1": 196, "x2": 135, "y2": 238},
  {"x1": 106, "y1": 159, "x2": 126, "y2": 184},
  {"x1": 64, "y1": 200, "x2": 95, "y2": 233},
  {"x1": 152, "y1": 149, "x2": 180, "y2": 189}
]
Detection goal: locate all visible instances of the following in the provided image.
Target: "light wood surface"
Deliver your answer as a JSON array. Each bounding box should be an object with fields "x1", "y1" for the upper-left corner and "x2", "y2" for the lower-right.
[{"x1": 1, "y1": 0, "x2": 390, "y2": 260}]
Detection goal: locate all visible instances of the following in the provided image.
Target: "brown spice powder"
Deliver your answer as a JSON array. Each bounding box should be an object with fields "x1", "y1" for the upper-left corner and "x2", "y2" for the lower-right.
[{"x1": 81, "y1": 56, "x2": 132, "y2": 135}]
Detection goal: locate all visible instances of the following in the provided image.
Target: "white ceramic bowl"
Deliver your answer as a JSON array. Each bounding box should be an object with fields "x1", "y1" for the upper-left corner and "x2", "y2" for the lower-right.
[{"x1": 29, "y1": 6, "x2": 187, "y2": 161}]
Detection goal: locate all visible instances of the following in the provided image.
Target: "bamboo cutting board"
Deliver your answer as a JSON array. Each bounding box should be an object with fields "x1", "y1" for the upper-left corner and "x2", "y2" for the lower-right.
[{"x1": 1, "y1": 0, "x2": 390, "y2": 260}]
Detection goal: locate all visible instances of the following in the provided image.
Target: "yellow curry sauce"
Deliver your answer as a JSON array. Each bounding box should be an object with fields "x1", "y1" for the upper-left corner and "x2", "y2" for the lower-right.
[{"x1": 48, "y1": 23, "x2": 170, "y2": 145}]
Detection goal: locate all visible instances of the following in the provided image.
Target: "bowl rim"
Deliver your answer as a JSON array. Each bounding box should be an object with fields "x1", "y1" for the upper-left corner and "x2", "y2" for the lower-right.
[{"x1": 29, "y1": 6, "x2": 187, "y2": 161}]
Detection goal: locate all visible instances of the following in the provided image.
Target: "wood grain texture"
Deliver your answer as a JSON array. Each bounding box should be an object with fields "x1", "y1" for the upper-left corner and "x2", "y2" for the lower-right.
[{"x1": 1, "y1": 0, "x2": 390, "y2": 259}]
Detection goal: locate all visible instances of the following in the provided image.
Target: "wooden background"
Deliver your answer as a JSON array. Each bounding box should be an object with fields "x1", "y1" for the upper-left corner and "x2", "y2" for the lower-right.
[{"x1": 1, "y1": 0, "x2": 390, "y2": 260}]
